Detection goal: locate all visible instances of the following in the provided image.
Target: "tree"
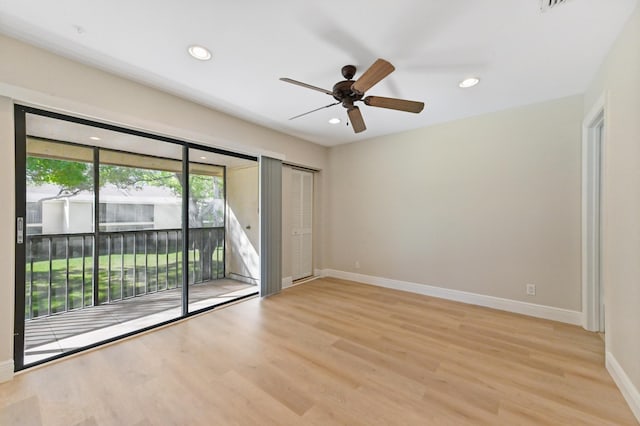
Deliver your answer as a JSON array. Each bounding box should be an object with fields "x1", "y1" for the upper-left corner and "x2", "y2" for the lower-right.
[{"x1": 27, "y1": 157, "x2": 93, "y2": 197}]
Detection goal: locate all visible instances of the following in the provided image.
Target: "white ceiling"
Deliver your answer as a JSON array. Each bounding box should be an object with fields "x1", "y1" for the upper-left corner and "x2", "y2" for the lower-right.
[{"x1": 0, "y1": 0, "x2": 637, "y2": 146}]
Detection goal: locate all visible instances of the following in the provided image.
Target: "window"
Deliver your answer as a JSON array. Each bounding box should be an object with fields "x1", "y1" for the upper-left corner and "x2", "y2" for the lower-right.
[
  {"x1": 26, "y1": 202, "x2": 43, "y2": 235},
  {"x1": 98, "y1": 203, "x2": 154, "y2": 231}
]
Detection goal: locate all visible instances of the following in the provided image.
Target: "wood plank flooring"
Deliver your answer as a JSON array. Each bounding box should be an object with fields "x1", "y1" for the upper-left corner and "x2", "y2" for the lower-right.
[{"x1": 0, "y1": 277, "x2": 637, "y2": 425}]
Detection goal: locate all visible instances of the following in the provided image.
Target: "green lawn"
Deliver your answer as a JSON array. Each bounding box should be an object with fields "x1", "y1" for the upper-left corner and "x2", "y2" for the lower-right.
[{"x1": 26, "y1": 247, "x2": 224, "y2": 318}]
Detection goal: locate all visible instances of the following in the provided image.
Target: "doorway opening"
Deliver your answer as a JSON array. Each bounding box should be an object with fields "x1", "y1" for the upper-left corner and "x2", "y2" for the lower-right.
[
  {"x1": 582, "y1": 100, "x2": 604, "y2": 333},
  {"x1": 282, "y1": 166, "x2": 314, "y2": 286}
]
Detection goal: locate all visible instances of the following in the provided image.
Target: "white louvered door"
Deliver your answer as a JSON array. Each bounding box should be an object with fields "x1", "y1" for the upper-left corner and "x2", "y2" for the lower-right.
[{"x1": 291, "y1": 169, "x2": 313, "y2": 280}]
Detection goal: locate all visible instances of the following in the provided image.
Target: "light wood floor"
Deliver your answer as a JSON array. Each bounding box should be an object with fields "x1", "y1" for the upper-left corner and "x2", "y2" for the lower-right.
[{"x1": 0, "y1": 278, "x2": 636, "y2": 425}]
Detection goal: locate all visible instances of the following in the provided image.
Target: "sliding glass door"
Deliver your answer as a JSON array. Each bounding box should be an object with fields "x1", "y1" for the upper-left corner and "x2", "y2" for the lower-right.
[
  {"x1": 14, "y1": 106, "x2": 259, "y2": 369},
  {"x1": 24, "y1": 139, "x2": 96, "y2": 350},
  {"x1": 187, "y1": 149, "x2": 224, "y2": 310},
  {"x1": 96, "y1": 149, "x2": 185, "y2": 341},
  {"x1": 187, "y1": 148, "x2": 260, "y2": 309}
]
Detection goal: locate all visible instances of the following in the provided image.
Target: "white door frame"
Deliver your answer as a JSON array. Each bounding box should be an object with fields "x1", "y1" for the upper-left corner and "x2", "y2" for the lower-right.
[{"x1": 582, "y1": 93, "x2": 606, "y2": 332}]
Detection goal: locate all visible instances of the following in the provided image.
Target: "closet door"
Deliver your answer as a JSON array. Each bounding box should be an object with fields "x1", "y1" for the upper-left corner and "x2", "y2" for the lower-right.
[{"x1": 291, "y1": 169, "x2": 313, "y2": 280}]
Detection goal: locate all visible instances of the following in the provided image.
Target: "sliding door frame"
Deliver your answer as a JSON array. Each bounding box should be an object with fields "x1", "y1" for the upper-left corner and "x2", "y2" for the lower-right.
[
  {"x1": 13, "y1": 105, "x2": 258, "y2": 371},
  {"x1": 182, "y1": 146, "x2": 190, "y2": 314},
  {"x1": 13, "y1": 105, "x2": 26, "y2": 370}
]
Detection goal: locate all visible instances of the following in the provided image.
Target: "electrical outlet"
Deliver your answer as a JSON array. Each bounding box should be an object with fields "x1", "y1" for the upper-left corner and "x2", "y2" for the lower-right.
[
  {"x1": 355, "y1": 260, "x2": 360, "y2": 269},
  {"x1": 526, "y1": 284, "x2": 536, "y2": 296}
]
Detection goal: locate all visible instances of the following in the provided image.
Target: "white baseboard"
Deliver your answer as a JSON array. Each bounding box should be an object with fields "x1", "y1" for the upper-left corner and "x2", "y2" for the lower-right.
[
  {"x1": 283, "y1": 275, "x2": 323, "y2": 290},
  {"x1": 0, "y1": 359, "x2": 14, "y2": 383},
  {"x1": 314, "y1": 268, "x2": 327, "y2": 278},
  {"x1": 322, "y1": 269, "x2": 582, "y2": 325},
  {"x1": 606, "y1": 352, "x2": 640, "y2": 422}
]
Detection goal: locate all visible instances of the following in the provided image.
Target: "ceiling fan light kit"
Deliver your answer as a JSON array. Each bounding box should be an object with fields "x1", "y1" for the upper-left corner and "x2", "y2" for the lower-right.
[{"x1": 280, "y1": 58, "x2": 425, "y2": 134}]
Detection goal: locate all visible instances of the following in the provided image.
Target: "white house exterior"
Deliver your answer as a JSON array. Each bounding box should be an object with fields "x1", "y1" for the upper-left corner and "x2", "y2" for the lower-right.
[{"x1": 27, "y1": 183, "x2": 183, "y2": 234}]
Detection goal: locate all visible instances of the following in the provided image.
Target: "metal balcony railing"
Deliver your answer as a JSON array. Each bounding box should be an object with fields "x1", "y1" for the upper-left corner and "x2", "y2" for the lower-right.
[{"x1": 25, "y1": 227, "x2": 224, "y2": 320}]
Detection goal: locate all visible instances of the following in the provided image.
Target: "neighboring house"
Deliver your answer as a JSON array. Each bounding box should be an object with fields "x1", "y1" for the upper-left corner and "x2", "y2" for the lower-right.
[{"x1": 25, "y1": 183, "x2": 213, "y2": 234}]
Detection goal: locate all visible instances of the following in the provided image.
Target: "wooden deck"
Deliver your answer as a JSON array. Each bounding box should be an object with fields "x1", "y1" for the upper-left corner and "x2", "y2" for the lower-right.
[
  {"x1": 24, "y1": 279, "x2": 257, "y2": 364},
  {"x1": 2, "y1": 277, "x2": 637, "y2": 425}
]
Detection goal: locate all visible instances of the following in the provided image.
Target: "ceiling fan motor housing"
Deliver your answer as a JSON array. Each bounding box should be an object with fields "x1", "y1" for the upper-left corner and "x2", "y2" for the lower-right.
[{"x1": 332, "y1": 80, "x2": 363, "y2": 107}]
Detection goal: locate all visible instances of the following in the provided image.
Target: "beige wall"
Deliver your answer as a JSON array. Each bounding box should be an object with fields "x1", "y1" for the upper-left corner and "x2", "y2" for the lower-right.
[
  {"x1": 327, "y1": 95, "x2": 583, "y2": 310},
  {"x1": 0, "y1": 97, "x2": 15, "y2": 371},
  {"x1": 584, "y1": 4, "x2": 640, "y2": 399},
  {"x1": 226, "y1": 165, "x2": 260, "y2": 282},
  {"x1": 0, "y1": 34, "x2": 328, "y2": 376}
]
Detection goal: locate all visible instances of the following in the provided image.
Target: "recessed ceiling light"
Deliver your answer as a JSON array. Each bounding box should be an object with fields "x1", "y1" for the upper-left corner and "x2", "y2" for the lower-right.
[
  {"x1": 188, "y1": 45, "x2": 212, "y2": 61},
  {"x1": 200, "y1": 156, "x2": 207, "y2": 160},
  {"x1": 328, "y1": 118, "x2": 341, "y2": 124},
  {"x1": 459, "y1": 77, "x2": 480, "y2": 88},
  {"x1": 89, "y1": 136, "x2": 101, "y2": 141}
]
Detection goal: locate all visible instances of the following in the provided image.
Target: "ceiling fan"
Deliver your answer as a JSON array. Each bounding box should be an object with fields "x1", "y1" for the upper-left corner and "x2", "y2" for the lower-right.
[{"x1": 280, "y1": 58, "x2": 424, "y2": 134}]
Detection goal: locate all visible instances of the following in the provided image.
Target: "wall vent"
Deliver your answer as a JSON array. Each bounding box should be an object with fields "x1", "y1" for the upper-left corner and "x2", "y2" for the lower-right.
[{"x1": 540, "y1": 0, "x2": 571, "y2": 12}]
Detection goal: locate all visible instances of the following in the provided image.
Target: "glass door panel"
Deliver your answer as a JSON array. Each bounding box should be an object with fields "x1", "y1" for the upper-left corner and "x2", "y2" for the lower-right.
[
  {"x1": 24, "y1": 120, "x2": 96, "y2": 364},
  {"x1": 98, "y1": 148, "x2": 184, "y2": 324},
  {"x1": 187, "y1": 149, "x2": 225, "y2": 311},
  {"x1": 99, "y1": 150, "x2": 182, "y2": 312},
  {"x1": 187, "y1": 149, "x2": 259, "y2": 312},
  {"x1": 20, "y1": 112, "x2": 185, "y2": 367}
]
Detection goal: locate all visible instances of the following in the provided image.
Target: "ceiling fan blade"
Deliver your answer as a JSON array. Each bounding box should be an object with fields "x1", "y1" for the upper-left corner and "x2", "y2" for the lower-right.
[
  {"x1": 288, "y1": 102, "x2": 340, "y2": 120},
  {"x1": 351, "y1": 59, "x2": 395, "y2": 96},
  {"x1": 347, "y1": 106, "x2": 366, "y2": 134},
  {"x1": 364, "y1": 96, "x2": 425, "y2": 113},
  {"x1": 280, "y1": 78, "x2": 333, "y2": 96}
]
